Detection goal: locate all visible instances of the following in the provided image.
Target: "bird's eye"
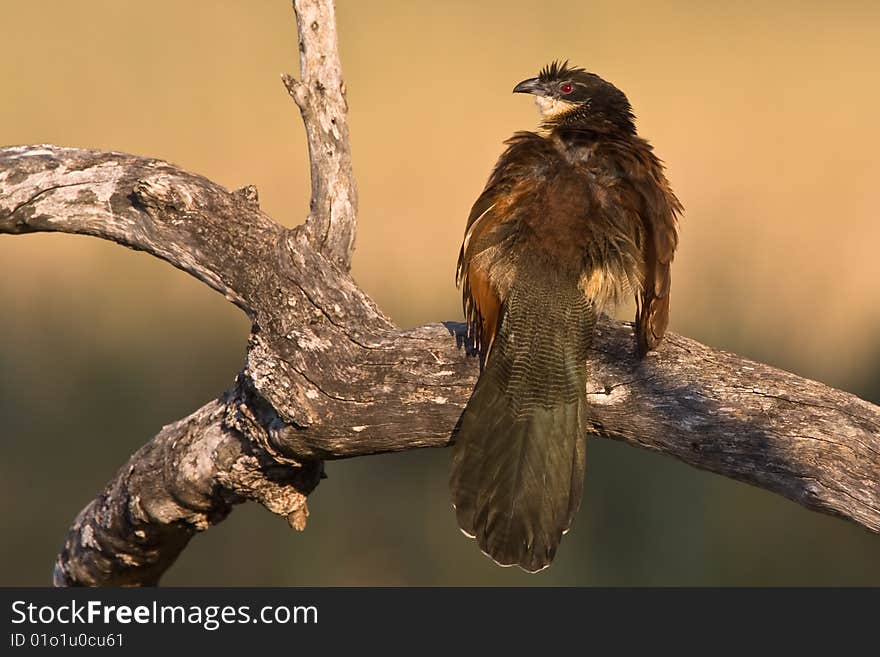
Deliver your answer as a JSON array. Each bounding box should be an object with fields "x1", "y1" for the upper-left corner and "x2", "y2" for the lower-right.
[{"x1": 560, "y1": 83, "x2": 574, "y2": 94}]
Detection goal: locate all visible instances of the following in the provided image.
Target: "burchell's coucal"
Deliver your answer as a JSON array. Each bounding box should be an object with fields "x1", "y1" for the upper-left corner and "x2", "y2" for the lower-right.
[{"x1": 452, "y1": 61, "x2": 681, "y2": 572}]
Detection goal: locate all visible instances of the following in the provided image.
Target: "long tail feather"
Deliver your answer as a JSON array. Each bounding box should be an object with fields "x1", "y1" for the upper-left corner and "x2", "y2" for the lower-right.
[{"x1": 451, "y1": 270, "x2": 594, "y2": 572}]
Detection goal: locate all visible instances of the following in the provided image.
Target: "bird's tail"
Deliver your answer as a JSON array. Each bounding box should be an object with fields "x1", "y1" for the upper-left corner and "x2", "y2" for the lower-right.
[{"x1": 451, "y1": 268, "x2": 594, "y2": 572}]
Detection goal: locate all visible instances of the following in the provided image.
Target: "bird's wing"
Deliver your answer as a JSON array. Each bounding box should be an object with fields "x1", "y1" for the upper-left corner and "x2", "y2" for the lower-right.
[
  {"x1": 457, "y1": 133, "x2": 546, "y2": 360},
  {"x1": 631, "y1": 144, "x2": 681, "y2": 355},
  {"x1": 457, "y1": 185, "x2": 507, "y2": 359}
]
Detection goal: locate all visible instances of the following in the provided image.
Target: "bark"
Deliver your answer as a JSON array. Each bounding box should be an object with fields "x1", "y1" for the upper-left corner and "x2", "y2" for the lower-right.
[
  {"x1": 51, "y1": 398, "x2": 322, "y2": 587},
  {"x1": 283, "y1": 0, "x2": 358, "y2": 268},
  {"x1": 0, "y1": 0, "x2": 877, "y2": 585}
]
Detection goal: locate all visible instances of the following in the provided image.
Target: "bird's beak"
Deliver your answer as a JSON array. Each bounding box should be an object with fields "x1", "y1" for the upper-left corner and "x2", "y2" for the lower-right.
[{"x1": 512, "y1": 77, "x2": 546, "y2": 96}]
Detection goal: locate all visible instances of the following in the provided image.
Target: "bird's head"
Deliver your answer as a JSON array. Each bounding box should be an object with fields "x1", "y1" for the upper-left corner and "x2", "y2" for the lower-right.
[{"x1": 513, "y1": 61, "x2": 635, "y2": 133}]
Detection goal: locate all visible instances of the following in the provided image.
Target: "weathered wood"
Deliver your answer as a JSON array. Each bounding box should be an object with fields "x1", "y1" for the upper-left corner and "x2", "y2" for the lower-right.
[
  {"x1": 0, "y1": 145, "x2": 283, "y2": 318},
  {"x1": 51, "y1": 398, "x2": 322, "y2": 587},
  {"x1": 283, "y1": 0, "x2": 358, "y2": 269},
  {"x1": 0, "y1": 0, "x2": 878, "y2": 585}
]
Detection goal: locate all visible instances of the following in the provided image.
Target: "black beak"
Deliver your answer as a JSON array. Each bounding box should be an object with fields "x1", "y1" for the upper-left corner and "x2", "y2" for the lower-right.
[{"x1": 512, "y1": 77, "x2": 546, "y2": 96}]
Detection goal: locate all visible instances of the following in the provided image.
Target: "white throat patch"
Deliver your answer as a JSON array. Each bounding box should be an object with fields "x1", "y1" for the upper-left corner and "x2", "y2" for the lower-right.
[{"x1": 535, "y1": 95, "x2": 578, "y2": 121}]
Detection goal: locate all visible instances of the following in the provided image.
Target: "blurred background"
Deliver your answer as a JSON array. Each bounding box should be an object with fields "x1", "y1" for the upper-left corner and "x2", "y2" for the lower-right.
[{"x1": 2, "y1": 0, "x2": 879, "y2": 585}]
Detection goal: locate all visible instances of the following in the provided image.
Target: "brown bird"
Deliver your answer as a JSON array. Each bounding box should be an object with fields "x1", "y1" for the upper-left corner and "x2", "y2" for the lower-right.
[{"x1": 452, "y1": 61, "x2": 681, "y2": 572}]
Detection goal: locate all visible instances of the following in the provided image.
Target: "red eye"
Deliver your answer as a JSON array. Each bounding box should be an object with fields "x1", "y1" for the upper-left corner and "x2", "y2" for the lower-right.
[{"x1": 560, "y1": 83, "x2": 573, "y2": 94}]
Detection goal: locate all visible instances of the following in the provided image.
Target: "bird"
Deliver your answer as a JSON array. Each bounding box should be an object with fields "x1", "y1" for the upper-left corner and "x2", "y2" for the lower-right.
[{"x1": 451, "y1": 61, "x2": 681, "y2": 572}]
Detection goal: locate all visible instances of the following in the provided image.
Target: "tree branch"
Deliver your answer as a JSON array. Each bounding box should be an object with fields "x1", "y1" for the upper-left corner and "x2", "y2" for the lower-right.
[
  {"x1": 52, "y1": 398, "x2": 322, "y2": 587},
  {"x1": 282, "y1": 0, "x2": 357, "y2": 269},
  {"x1": 1, "y1": 0, "x2": 877, "y2": 585},
  {"x1": 0, "y1": 145, "x2": 282, "y2": 319}
]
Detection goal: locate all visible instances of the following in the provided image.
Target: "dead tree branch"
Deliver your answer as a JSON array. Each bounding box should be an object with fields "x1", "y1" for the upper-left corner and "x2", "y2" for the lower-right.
[
  {"x1": 283, "y1": 0, "x2": 358, "y2": 268},
  {"x1": 51, "y1": 398, "x2": 322, "y2": 587},
  {"x1": 1, "y1": 0, "x2": 878, "y2": 585}
]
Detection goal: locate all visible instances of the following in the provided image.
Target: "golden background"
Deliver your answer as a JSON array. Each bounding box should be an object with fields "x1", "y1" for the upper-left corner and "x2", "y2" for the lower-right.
[{"x1": 1, "y1": 0, "x2": 878, "y2": 584}]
